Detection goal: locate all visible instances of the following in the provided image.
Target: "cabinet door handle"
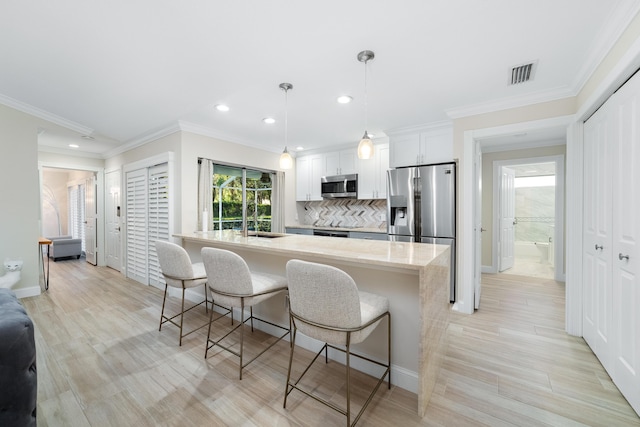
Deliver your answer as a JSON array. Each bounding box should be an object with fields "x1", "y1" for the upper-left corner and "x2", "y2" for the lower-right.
[
  {"x1": 595, "y1": 244, "x2": 603, "y2": 251},
  {"x1": 619, "y1": 253, "x2": 630, "y2": 261}
]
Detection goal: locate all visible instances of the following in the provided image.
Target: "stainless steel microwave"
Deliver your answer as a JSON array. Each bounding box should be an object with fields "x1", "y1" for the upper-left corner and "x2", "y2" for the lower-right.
[{"x1": 321, "y1": 174, "x2": 358, "y2": 199}]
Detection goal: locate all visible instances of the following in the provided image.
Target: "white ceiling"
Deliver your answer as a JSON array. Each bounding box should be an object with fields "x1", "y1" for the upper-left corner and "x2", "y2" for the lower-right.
[{"x1": 1, "y1": 1, "x2": 639, "y2": 159}]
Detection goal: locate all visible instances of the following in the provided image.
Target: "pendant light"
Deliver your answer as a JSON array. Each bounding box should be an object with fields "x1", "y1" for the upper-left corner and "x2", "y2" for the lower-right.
[
  {"x1": 357, "y1": 50, "x2": 375, "y2": 159},
  {"x1": 279, "y1": 82, "x2": 294, "y2": 170}
]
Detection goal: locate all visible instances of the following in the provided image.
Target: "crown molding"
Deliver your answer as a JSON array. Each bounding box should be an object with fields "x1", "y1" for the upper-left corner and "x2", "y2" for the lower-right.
[
  {"x1": 572, "y1": 0, "x2": 640, "y2": 95},
  {"x1": 102, "y1": 123, "x2": 182, "y2": 158},
  {"x1": 178, "y1": 120, "x2": 282, "y2": 154},
  {"x1": 445, "y1": 86, "x2": 575, "y2": 119},
  {"x1": 0, "y1": 93, "x2": 94, "y2": 135}
]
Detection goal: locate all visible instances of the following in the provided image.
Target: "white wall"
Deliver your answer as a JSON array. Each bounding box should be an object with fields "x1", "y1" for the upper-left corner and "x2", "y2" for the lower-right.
[
  {"x1": 41, "y1": 169, "x2": 69, "y2": 237},
  {"x1": 0, "y1": 104, "x2": 59, "y2": 295}
]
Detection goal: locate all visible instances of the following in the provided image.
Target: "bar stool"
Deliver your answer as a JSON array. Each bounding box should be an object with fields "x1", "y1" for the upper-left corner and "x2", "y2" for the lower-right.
[
  {"x1": 155, "y1": 240, "x2": 214, "y2": 346},
  {"x1": 284, "y1": 259, "x2": 391, "y2": 427},
  {"x1": 201, "y1": 247, "x2": 289, "y2": 379}
]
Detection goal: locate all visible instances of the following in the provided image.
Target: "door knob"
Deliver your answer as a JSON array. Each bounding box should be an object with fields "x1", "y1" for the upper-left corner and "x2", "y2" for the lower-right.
[
  {"x1": 595, "y1": 244, "x2": 603, "y2": 250},
  {"x1": 480, "y1": 228, "x2": 486, "y2": 232},
  {"x1": 619, "y1": 253, "x2": 630, "y2": 261}
]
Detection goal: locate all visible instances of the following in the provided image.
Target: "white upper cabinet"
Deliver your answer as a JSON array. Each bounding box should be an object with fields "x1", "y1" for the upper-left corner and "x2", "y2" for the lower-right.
[
  {"x1": 296, "y1": 154, "x2": 324, "y2": 201},
  {"x1": 358, "y1": 143, "x2": 389, "y2": 200},
  {"x1": 389, "y1": 124, "x2": 453, "y2": 168},
  {"x1": 324, "y1": 148, "x2": 357, "y2": 175},
  {"x1": 389, "y1": 133, "x2": 420, "y2": 167}
]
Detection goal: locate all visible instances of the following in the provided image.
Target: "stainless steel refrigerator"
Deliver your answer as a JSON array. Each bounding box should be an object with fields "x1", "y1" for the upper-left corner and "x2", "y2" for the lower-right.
[{"x1": 387, "y1": 163, "x2": 456, "y2": 301}]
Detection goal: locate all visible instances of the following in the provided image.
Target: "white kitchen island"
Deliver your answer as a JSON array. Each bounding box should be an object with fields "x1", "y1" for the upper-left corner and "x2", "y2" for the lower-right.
[{"x1": 175, "y1": 230, "x2": 452, "y2": 417}]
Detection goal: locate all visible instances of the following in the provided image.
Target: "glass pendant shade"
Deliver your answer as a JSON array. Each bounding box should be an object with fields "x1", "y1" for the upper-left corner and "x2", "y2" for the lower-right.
[
  {"x1": 279, "y1": 146, "x2": 293, "y2": 169},
  {"x1": 357, "y1": 132, "x2": 374, "y2": 160}
]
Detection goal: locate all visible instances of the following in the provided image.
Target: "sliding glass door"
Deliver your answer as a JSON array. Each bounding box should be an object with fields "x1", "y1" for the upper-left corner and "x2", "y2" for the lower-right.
[{"x1": 211, "y1": 165, "x2": 273, "y2": 232}]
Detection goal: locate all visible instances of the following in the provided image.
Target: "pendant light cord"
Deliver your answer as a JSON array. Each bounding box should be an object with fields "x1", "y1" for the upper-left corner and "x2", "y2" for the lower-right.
[
  {"x1": 364, "y1": 57, "x2": 368, "y2": 134},
  {"x1": 285, "y1": 87, "x2": 288, "y2": 148}
]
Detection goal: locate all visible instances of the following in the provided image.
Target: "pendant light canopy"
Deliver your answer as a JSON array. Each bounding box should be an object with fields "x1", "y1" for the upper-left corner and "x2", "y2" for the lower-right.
[
  {"x1": 279, "y1": 82, "x2": 294, "y2": 170},
  {"x1": 357, "y1": 50, "x2": 375, "y2": 160}
]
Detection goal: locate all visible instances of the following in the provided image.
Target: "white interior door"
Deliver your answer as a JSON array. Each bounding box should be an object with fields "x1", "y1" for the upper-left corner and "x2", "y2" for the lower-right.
[
  {"x1": 106, "y1": 170, "x2": 121, "y2": 271},
  {"x1": 582, "y1": 99, "x2": 613, "y2": 372},
  {"x1": 474, "y1": 141, "x2": 483, "y2": 309},
  {"x1": 499, "y1": 167, "x2": 515, "y2": 272},
  {"x1": 84, "y1": 175, "x2": 97, "y2": 265},
  {"x1": 611, "y1": 75, "x2": 640, "y2": 414}
]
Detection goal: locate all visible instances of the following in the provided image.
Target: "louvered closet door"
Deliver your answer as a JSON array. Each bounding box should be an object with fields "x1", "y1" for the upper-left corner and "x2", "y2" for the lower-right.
[
  {"x1": 147, "y1": 163, "x2": 169, "y2": 287},
  {"x1": 582, "y1": 99, "x2": 613, "y2": 370},
  {"x1": 126, "y1": 168, "x2": 148, "y2": 284}
]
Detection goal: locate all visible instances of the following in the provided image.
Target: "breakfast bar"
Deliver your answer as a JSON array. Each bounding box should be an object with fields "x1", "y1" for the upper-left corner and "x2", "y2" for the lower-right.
[{"x1": 175, "y1": 230, "x2": 452, "y2": 417}]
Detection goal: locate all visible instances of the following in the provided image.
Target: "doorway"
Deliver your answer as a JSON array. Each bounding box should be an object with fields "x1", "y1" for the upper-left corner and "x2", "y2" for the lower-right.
[
  {"x1": 40, "y1": 167, "x2": 99, "y2": 265},
  {"x1": 495, "y1": 160, "x2": 558, "y2": 279}
]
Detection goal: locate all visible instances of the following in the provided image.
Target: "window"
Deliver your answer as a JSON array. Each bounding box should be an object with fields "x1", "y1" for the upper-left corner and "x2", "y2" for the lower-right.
[
  {"x1": 211, "y1": 165, "x2": 273, "y2": 232},
  {"x1": 514, "y1": 174, "x2": 555, "y2": 243}
]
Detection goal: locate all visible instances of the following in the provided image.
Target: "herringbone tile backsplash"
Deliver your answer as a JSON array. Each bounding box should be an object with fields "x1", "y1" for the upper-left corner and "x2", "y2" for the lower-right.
[{"x1": 298, "y1": 199, "x2": 387, "y2": 229}]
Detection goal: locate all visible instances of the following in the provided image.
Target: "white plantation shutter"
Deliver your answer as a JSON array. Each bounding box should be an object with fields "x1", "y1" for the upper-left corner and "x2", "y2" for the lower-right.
[
  {"x1": 68, "y1": 184, "x2": 86, "y2": 252},
  {"x1": 126, "y1": 168, "x2": 148, "y2": 284},
  {"x1": 148, "y1": 163, "x2": 169, "y2": 286}
]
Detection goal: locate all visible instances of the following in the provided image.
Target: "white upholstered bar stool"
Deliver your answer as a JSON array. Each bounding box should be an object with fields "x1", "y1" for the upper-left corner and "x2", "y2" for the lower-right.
[
  {"x1": 284, "y1": 259, "x2": 391, "y2": 427},
  {"x1": 155, "y1": 240, "x2": 213, "y2": 346},
  {"x1": 201, "y1": 247, "x2": 290, "y2": 380}
]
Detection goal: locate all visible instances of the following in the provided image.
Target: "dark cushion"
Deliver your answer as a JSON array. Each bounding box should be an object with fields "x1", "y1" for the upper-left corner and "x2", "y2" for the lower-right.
[{"x1": 0, "y1": 289, "x2": 37, "y2": 427}]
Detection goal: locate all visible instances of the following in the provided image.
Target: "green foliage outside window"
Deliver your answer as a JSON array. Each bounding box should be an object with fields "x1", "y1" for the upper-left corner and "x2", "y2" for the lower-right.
[{"x1": 211, "y1": 170, "x2": 272, "y2": 232}]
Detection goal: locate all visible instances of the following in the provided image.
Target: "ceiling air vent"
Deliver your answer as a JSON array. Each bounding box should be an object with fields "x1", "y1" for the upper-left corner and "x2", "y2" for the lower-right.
[{"x1": 509, "y1": 61, "x2": 537, "y2": 85}]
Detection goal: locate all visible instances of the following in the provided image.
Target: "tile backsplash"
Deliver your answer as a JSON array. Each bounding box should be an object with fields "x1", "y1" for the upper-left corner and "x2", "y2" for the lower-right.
[{"x1": 297, "y1": 199, "x2": 387, "y2": 229}]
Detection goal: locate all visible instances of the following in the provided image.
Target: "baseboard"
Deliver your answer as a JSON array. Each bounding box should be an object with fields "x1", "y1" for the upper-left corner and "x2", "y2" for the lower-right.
[
  {"x1": 481, "y1": 265, "x2": 495, "y2": 274},
  {"x1": 14, "y1": 285, "x2": 42, "y2": 299}
]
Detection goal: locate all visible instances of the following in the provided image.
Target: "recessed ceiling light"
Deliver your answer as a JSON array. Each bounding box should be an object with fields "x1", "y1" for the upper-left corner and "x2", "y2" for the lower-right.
[
  {"x1": 337, "y1": 95, "x2": 353, "y2": 104},
  {"x1": 81, "y1": 135, "x2": 94, "y2": 140},
  {"x1": 69, "y1": 144, "x2": 79, "y2": 148},
  {"x1": 296, "y1": 146, "x2": 304, "y2": 151},
  {"x1": 215, "y1": 104, "x2": 230, "y2": 112},
  {"x1": 263, "y1": 117, "x2": 275, "y2": 124}
]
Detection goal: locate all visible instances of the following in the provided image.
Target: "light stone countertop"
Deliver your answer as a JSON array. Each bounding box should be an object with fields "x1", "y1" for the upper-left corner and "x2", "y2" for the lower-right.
[{"x1": 176, "y1": 230, "x2": 447, "y2": 272}]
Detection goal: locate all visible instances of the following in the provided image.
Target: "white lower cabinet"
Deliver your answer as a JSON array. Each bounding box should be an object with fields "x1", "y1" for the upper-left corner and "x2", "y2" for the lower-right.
[
  {"x1": 285, "y1": 227, "x2": 313, "y2": 235},
  {"x1": 349, "y1": 231, "x2": 388, "y2": 241},
  {"x1": 583, "y1": 70, "x2": 640, "y2": 415}
]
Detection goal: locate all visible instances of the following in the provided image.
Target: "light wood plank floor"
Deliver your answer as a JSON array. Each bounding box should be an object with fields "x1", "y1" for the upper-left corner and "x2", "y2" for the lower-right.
[{"x1": 22, "y1": 260, "x2": 640, "y2": 426}]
